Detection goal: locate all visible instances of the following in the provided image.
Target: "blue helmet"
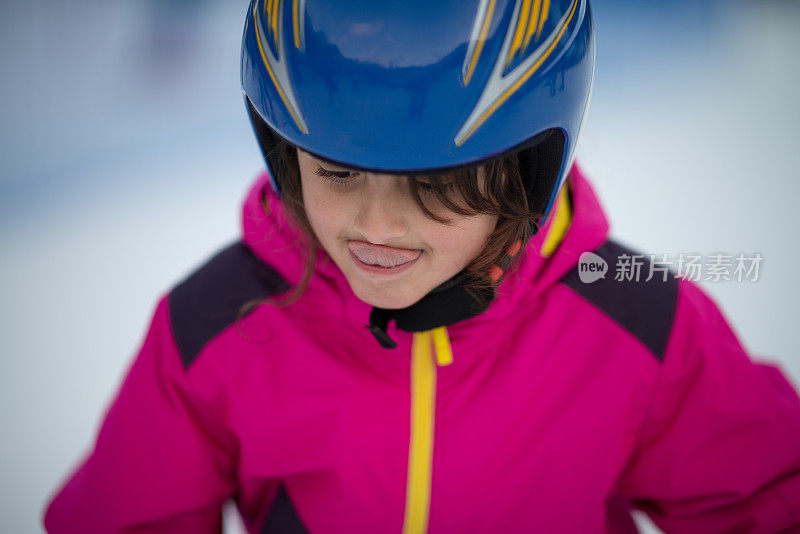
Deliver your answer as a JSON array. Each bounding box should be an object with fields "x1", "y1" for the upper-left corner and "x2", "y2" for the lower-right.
[{"x1": 241, "y1": 0, "x2": 594, "y2": 223}]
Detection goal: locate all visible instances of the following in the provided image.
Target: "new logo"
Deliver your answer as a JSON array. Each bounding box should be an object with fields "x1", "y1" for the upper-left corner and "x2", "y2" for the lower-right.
[{"x1": 578, "y1": 252, "x2": 607, "y2": 283}]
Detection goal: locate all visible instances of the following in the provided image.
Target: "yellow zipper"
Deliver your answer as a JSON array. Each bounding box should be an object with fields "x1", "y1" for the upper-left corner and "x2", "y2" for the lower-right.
[
  {"x1": 541, "y1": 183, "x2": 572, "y2": 258},
  {"x1": 402, "y1": 326, "x2": 452, "y2": 534}
]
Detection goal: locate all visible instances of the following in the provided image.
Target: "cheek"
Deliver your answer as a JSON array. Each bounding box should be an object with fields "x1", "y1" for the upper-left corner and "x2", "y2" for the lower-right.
[
  {"x1": 302, "y1": 180, "x2": 346, "y2": 239},
  {"x1": 425, "y1": 213, "x2": 497, "y2": 269}
]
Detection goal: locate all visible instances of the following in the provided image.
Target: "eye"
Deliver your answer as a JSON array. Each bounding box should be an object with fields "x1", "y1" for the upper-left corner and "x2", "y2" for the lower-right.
[{"x1": 315, "y1": 166, "x2": 357, "y2": 189}]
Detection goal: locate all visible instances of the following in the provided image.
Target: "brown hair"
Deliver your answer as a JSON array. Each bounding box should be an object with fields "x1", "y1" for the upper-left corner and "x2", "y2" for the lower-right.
[{"x1": 241, "y1": 139, "x2": 543, "y2": 316}]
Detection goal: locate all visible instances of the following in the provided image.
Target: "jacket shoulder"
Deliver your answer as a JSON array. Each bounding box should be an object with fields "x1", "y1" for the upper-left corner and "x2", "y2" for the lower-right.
[
  {"x1": 168, "y1": 240, "x2": 290, "y2": 368},
  {"x1": 561, "y1": 239, "x2": 679, "y2": 362}
]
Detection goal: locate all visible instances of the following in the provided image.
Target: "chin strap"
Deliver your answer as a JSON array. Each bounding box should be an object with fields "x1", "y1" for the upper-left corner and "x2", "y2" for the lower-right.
[{"x1": 365, "y1": 268, "x2": 496, "y2": 349}]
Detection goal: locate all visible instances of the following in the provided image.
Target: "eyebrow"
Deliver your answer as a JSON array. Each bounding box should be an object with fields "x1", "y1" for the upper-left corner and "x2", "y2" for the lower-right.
[{"x1": 314, "y1": 159, "x2": 354, "y2": 172}]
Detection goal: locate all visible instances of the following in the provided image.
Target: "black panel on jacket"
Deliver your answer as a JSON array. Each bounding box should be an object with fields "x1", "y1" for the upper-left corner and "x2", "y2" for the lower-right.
[
  {"x1": 168, "y1": 240, "x2": 290, "y2": 368},
  {"x1": 562, "y1": 240, "x2": 679, "y2": 362},
  {"x1": 261, "y1": 485, "x2": 310, "y2": 534}
]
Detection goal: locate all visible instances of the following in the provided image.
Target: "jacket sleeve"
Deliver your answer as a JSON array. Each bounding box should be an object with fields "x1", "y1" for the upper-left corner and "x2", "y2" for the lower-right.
[
  {"x1": 616, "y1": 279, "x2": 800, "y2": 533},
  {"x1": 42, "y1": 294, "x2": 237, "y2": 534}
]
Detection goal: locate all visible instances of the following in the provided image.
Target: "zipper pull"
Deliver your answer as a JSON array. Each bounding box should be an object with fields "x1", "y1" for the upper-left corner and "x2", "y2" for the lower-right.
[
  {"x1": 430, "y1": 326, "x2": 453, "y2": 366},
  {"x1": 366, "y1": 323, "x2": 398, "y2": 349},
  {"x1": 367, "y1": 307, "x2": 398, "y2": 349}
]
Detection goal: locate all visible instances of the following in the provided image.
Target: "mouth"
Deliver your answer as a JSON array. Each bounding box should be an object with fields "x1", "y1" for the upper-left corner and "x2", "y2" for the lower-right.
[{"x1": 347, "y1": 241, "x2": 423, "y2": 275}]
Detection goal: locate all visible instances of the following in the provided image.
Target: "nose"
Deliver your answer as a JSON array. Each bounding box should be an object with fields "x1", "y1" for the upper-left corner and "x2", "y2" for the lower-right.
[{"x1": 352, "y1": 174, "x2": 409, "y2": 245}]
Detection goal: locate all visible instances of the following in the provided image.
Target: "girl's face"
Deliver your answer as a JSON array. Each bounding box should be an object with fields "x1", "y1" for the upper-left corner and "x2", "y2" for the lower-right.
[{"x1": 298, "y1": 149, "x2": 498, "y2": 309}]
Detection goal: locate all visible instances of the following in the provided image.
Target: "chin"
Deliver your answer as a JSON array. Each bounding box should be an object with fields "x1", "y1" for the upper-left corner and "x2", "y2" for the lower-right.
[{"x1": 351, "y1": 283, "x2": 423, "y2": 310}]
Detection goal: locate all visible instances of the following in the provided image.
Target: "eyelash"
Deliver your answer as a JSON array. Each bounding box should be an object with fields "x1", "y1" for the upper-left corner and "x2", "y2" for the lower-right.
[
  {"x1": 314, "y1": 167, "x2": 356, "y2": 189},
  {"x1": 314, "y1": 166, "x2": 453, "y2": 195}
]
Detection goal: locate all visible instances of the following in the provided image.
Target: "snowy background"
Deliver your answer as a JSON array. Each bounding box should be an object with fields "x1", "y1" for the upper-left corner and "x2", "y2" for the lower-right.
[{"x1": 2, "y1": 0, "x2": 799, "y2": 532}]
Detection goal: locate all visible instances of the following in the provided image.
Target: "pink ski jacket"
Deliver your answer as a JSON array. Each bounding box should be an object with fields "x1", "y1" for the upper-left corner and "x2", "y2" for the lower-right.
[{"x1": 43, "y1": 164, "x2": 800, "y2": 533}]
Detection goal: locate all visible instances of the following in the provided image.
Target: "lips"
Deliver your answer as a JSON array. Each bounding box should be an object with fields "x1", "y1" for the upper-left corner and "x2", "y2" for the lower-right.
[{"x1": 347, "y1": 241, "x2": 422, "y2": 268}]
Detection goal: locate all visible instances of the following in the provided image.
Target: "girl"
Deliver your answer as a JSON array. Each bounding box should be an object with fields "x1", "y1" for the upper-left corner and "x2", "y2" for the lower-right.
[{"x1": 43, "y1": 0, "x2": 800, "y2": 533}]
